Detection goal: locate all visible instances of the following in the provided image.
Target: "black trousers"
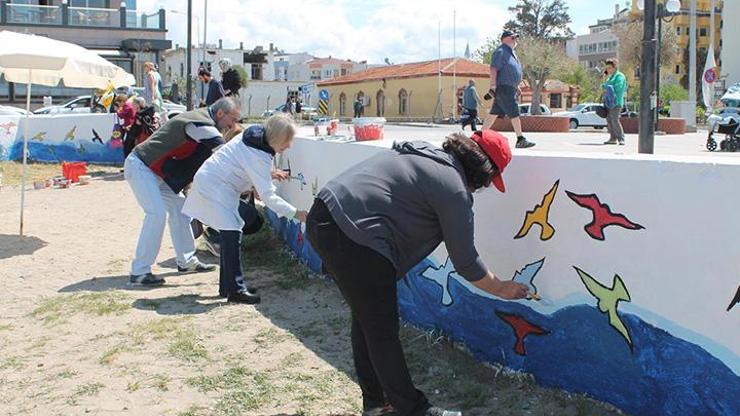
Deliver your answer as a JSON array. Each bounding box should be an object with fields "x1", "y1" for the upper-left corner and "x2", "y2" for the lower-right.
[
  {"x1": 461, "y1": 108, "x2": 478, "y2": 131},
  {"x1": 218, "y1": 230, "x2": 248, "y2": 297},
  {"x1": 306, "y1": 199, "x2": 430, "y2": 416}
]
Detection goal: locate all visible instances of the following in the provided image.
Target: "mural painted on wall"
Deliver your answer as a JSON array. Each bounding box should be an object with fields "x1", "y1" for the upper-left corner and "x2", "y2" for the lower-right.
[
  {"x1": 566, "y1": 191, "x2": 645, "y2": 241},
  {"x1": 263, "y1": 139, "x2": 740, "y2": 416},
  {"x1": 0, "y1": 114, "x2": 123, "y2": 164},
  {"x1": 514, "y1": 180, "x2": 559, "y2": 241}
]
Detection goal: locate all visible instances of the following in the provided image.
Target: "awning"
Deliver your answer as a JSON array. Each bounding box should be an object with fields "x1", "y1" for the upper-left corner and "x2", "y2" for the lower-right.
[{"x1": 89, "y1": 49, "x2": 131, "y2": 59}]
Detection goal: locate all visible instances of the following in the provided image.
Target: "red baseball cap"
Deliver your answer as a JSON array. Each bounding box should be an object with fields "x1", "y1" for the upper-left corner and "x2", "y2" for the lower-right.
[{"x1": 471, "y1": 130, "x2": 512, "y2": 193}]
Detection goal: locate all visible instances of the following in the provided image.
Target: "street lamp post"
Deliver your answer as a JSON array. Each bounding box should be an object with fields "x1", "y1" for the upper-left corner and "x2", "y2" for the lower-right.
[
  {"x1": 186, "y1": 0, "x2": 192, "y2": 110},
  {"x1": 655, "y1": 0, "x2": 681, "y2": 130},
  {"x1": 637, "y1": 0, "x2": 681, "y2": 154},
  {"x1": 638, "y1": 0, "x2": 658, "y2": 154}
]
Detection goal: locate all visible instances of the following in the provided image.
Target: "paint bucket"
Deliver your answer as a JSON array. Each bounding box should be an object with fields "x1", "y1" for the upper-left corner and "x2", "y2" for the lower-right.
[
  {"x1": 62, "y1": 162, "x2": 87, "y2": 183},
  {"x1": 314, "y1": 117, "x2": 330, "y2": 136},
  {"x1": 329, "y1": 119, "x2": 339, "y2": 135},
  {"x1": 78, "y1": 175, "x2": 91, "y2": 185},
  {"x1": 352, "y1": 117, "x2": 386, "y2": 141}
]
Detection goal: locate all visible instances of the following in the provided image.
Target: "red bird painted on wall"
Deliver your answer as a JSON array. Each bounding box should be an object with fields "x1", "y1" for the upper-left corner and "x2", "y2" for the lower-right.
[
  {"x1": 566, "y1": 191, "x2": 645, "y2": 241},
  {"x1": 496, "y1": 311, "x2": 548, "y2": 355}
]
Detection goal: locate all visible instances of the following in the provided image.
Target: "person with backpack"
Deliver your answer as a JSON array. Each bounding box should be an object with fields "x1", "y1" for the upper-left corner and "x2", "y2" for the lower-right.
[{"x1": 602, "y1": 59, "x2": 627, "y2": 145}]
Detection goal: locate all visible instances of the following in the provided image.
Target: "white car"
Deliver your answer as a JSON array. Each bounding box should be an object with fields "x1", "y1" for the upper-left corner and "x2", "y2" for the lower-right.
[
  {"x1": 519, "y1": 103, "x2": 552, "y2": 115},
  {"x1": 553, "y1": 103, "x2": 607, "y2": 130},
  {"x1": 33, "y1": 96, "x2": 99, "y2": 115},
  {"x1": 0, "y1": 105, "x2": 30, "y2": 116}
]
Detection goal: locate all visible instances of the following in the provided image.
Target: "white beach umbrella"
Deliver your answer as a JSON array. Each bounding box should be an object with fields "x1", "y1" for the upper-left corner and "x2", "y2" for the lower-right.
[{"x1": 0, "y1": 30, "x2": 135, "y2": 236}]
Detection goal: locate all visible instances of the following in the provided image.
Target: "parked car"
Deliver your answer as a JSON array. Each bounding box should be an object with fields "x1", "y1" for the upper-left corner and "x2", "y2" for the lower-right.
[
  {"x1": 0, "y1": 105, "x2": 30, "y2": 116},
  {"x1": 33, "y1": 96, "x2": 100, "y2": 115},
  {"x1": 518, "y1": 103, "x2": 552, "y2": 115},
  {"x1": 34, "y1": 92, "x2": 186, "y2": 118},
  {"x1": 553, "y1": 103, "x2": 608, "y2": 130},
  {"x1": 262, "y1": 104, "x2": 318, "y2": 120}
]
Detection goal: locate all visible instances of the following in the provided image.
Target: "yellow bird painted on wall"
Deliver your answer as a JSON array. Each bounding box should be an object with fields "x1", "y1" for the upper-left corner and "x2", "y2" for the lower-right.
[
  {"x1": 515, "y1": 180, "x2": 559, "y2": 241},
  {"x1": 64, "y1": 126, "x2": 77, "y2": 141},
  {"x1": 31, "y1": 131, "x2": 46, "y2": 141},
  {"x1": 574, "y1": 266, "x2": 633, "y2": 348}
]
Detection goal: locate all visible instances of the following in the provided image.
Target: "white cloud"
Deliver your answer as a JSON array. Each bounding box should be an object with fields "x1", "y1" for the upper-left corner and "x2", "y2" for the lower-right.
[{"x1": 139, "y1": 0, "x2": 510, "y2": 64}]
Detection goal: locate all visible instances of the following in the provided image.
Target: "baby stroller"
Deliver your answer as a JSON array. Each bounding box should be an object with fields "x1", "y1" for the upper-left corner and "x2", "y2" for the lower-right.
[{"x1": 706, "y1": 117, "x2": 740, "y2": 152}]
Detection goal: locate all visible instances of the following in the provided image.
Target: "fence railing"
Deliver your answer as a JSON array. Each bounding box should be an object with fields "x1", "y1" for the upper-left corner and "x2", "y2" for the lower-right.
[{"x1": 0, "y1": 1, "x2": 164, "y2": 30}]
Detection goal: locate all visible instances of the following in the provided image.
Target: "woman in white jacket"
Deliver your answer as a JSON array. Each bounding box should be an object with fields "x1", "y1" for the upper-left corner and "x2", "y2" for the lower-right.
[{"x1": 183, "y1": 114, "x2": 308, "y2": 304}]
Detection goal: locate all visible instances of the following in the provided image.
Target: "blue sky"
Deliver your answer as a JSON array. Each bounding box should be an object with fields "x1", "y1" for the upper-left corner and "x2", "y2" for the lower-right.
[{"x1": 141, "y1": 0, "x2": 628, "y2": 64}]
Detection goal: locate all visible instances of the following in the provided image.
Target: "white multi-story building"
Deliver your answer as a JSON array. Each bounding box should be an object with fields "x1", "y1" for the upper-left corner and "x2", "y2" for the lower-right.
[
  {"x1": 566, "y1": 4, "x2": 629, "y2": 70},
  {"x1": 721, "y1": 0, "x2": 740, "y2": 86},
  {"x1": 287, "y1": 56, "x2": 371, "y2": 82}
]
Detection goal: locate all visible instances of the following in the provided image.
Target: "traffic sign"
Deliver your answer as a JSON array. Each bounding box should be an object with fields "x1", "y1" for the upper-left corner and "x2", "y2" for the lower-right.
[{"x1": 319, "y1": 89, "x2": 329, "y2": 101}]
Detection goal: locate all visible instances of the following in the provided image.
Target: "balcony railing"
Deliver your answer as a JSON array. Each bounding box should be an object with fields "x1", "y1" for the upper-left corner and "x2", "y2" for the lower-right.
[
  {"x1": 0, "y1": 1, "x2": 165, "y2": 30},
  {"x1": 7, "y1": 4, "x2": 62, "y2": 25}
]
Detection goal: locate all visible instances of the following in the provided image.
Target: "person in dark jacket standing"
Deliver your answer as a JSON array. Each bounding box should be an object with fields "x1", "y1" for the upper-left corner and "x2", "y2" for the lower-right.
[
  {"x1": 481, "y1": 30, "x2": 535, "y2": 149},
  {"x1": 306, "y1": 130, "x2": 529, "y2": 416},
  {"x1": 124, "y1": 97, "x2": 241, "y2": 286},
  {"x1": 199, "y1": 68, "x2": 226, "y2": 106}
]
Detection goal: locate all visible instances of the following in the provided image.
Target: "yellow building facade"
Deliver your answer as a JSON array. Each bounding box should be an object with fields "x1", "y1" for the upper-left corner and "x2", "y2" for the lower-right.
[{"x1": 630, "y1": 0, "x2": 723, "y2": 79}]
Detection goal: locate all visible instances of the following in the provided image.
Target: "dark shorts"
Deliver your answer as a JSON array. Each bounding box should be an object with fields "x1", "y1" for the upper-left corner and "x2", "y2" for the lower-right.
[{"x1": 490, "y1": 85, "x2": 520, "y2": 118}]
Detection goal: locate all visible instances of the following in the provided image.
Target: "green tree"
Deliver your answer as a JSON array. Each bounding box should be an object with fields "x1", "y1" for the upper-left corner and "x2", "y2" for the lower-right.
[
  {"x1": 561, "y1": 64, "x2": 601, "y2": 104},
  {"x1": 504, "y1": 0, "x2": 575, "y2": 40},
  {"x1": 473, "y1": 37, "x2": 500, "y2": 65},
  {"x1": 516, "y1": 35, "x2": 576, "y2": 115},
  {"x1": 232, "y1": 65, "x2": 249, "y2": 91},
  {"x1": 613, "y1": 20, "x2": 678, "y2": 77}
]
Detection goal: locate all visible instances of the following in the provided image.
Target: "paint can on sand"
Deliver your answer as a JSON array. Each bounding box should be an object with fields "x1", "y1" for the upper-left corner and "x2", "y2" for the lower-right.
[
  {"x1": 353, "y1": 117, "x2": 386, "y2": 141},
  {"x1": 78, "y1": 175, "x2": 91, "y2": 185}
]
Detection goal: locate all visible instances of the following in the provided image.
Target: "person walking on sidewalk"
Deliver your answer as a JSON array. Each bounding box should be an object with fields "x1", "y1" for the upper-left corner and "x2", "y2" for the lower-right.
[
  {"x1": 124, "y1": 97, "x2": 241, "y2": 286},
  {"x1": 306, "y1": 130, "x2": 529, "y2": 416},
  {"x1": 461, "y1": 79, "x2": 482, "y2": 131},
  {"x1": 481, "y1": 30, "x2": 535, "y2": 149},
  {"x1": 183, "y1": 114, "x2": 308, "y2": 304},
  {"x1": 602, "y1": 59, "x2": 627, "y2": 145}
]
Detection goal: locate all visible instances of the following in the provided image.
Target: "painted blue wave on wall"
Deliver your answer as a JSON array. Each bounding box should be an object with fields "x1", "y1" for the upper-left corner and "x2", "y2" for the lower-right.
[
  {"x1": 7, "y1": 140, "x2": 123, "y2": 164},
  {"x1": 265, "y1": 209, "x2": 740, "y2": 416},
  {"x1": 399, "y1": 258, "x2": 740, "y2": 416}
]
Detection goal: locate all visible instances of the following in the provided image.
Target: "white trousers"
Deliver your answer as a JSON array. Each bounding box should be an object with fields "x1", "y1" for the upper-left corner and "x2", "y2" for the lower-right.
[{"x1": 124, "y1": 153, "x2": 198, "y2": 276}]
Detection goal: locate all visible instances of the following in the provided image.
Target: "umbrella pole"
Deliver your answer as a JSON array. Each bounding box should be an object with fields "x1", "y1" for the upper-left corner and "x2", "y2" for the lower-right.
[{"x1": 19, "y1": 71, "x2": 31, "y2": 236}]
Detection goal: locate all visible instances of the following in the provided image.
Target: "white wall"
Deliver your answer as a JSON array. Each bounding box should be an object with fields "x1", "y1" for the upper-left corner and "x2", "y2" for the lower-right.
[{"x1": 239, "y1": 81, "x2": 316, "y2": 116}]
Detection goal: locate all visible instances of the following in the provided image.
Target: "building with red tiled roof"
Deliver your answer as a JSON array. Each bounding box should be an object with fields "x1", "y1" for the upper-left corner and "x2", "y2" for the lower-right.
[{"x1": 317, "y1": 57, "x2": 579, "y2": 121}]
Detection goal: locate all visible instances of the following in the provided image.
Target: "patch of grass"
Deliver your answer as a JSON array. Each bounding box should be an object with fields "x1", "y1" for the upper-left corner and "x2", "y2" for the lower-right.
[
  {"x1": 279, "y1": 352, "x2": 304, "y2": 369},
  {"x1": 0, "y1": 324, "x2": 13, "y2": 331},
  {"x1": 151, "y1": 373, "x2": 170, "y2": 392},
  {"x1": 126, "y1": 380, "x2": 141, "y2": 392},
  {"x1": 178, "y1": 406, "x2": 210, "y2": 416},
  {"x1": 0, "y1": 356, "x2": 26, "y2": 370},
  {"x1": 186, "y1": 366, "x2": 252, "y2": 393},
  {"x1": 28, "y1": 336, "x2": 50, "y2": 351},
  {"x1": 129, "y1": 317, "x2": 183, "y2": 345},
  {"x1": 253, "y1": 327, "x2": 291, "y2": 349},
  {"x1": 214, "y1": 370, "x2": 276, "y2": 416},
  {"x1": 31, "y1": 291, "x2": 130, "y2": 326},
  {"x1": 99, "y1": 345, "x2": 125, "y2": 365},
  {"x1": 136, "y1": 299, "x2": 162, "y2": 310},
  {"x1": 241, "y1": 225, "x2": 312, "y2": 290},
  {"x1": 75, "y1": 381, "x2": 104, "y2": 397},
  {"x1": 167, "y1": 328, "x2": 209, "y2": 362},
  {"x1": 295, "y1": 323, "x2": 324, "y2": 340},
  {"x1": 56, "y1": 369, "x2": 78, "y2": 379}
]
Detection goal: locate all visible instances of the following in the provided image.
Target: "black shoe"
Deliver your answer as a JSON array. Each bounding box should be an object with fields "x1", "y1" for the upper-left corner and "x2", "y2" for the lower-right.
[
  {"x1": 177, "y1": 261, "x2": 216, "y2": 273},
  {"x1": 128, "y1": 273, "x2": 165, "y2": 287},
  {"x1": 425, "y1": 407, "x2": 462, "y2": 416},
  {"x1": 516, "y1": 137, "x2": 536, "y2": 148},
  {"x1": 227, "y1": 290, "x2": 261, "y2": 304}
]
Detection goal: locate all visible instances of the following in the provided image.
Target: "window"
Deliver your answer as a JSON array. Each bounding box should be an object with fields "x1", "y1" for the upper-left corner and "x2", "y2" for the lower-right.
[
  {"x1": 310, "y1": 70, "x2": 321, "y2": 80},
  {"x1": 686, "y1": 27, "x2": 690, "y2": 35},
  {"x1": 251, "y1": 64, "x2": 262, "y2": 80},
  {"x1": 339, "y1": 93, "x2": 347, "y2": 116},
  {"x1": 549, "y1": 93, "x2": 562, "y2": 109},
  {"x1": 675, "y1": 64, "x2": 680, "y2": 74},
  {"x1": 566, "y1": 95, "x2": 573, "y2": 109},
  {"x1": 180, "y1": 63, "x2": 184, "y2": 78},
  {"x1": 398, "y1": 89, "x2": 408, "y2": 115},
  {"x1": 700, "y1": 27, "x2": 708, "y2": 37},
  {"x1": 324, "y1": 70, "x2": 332, "y2": 78},
  {"x1": 70, "y1": 0, "x2": 109, "y2": 7},
  {"x1": 676, "y1": 26, "x2": 682, "y2": 35},
  {"x1": 333, "y1": 70, "x2": 339, "y2": 78},
  {"x1": 341, "y1": 68, "x2": 348, "y2": 76}
]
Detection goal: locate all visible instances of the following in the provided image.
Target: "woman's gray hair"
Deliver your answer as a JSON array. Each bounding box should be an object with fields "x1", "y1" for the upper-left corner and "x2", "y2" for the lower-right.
[
  {"x1": 134, "y1": 96, "x2": 146, "y2": 108},
  {"x1": 219, "y1": 58, "x2": 232, "y2": 70},
  {"x1": 264, "y1": 113, "x2": 297, "y2": 148}
]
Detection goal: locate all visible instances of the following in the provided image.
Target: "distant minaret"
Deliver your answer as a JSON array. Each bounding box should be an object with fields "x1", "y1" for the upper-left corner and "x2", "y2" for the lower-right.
[{"x1": 464, "y1": 42, "x2": 471, "y2": 60}]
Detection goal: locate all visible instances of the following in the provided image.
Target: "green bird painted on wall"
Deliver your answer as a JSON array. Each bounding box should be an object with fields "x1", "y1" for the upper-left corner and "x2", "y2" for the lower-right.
[{"x1": 574, "y1": 267, "x2": 633, "y2": 348}]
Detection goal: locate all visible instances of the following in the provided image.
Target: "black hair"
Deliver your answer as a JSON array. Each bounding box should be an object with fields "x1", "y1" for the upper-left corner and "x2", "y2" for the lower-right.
[
  {"x1": 198, "y1": 68, "x2": 211, "y2": 77},
  {"x1": 442, "y1": 132, "x2": 498, "y2": 190}
]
